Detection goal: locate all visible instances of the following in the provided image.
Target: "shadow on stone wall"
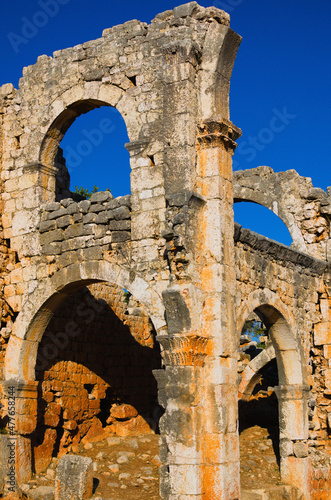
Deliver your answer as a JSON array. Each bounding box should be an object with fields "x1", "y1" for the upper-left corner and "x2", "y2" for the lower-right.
[{"x1": 32, "y1": 285, "x2": 162, "y2": 473}]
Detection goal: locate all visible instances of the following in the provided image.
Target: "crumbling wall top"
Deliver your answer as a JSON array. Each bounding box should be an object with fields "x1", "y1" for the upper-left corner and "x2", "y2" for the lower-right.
[{"x1": 0, "y1": 2, "x2": 231, "y2": 96}]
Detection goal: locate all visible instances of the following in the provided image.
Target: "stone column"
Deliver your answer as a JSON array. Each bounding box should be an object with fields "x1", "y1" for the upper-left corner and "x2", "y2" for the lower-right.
[
  {"x1": 161, "y1": 38, "x2": 200, "y2": 196},
  {"x1": 275, "y1": 384, "x2": 310, "y2": 499},
  {"x1": 196, "y1": 117, "x2": 241, "y2": 499},
  {"x1": 154, "y1": 337, "x2": 207, "y2": 499},
  {"x1": 155, "y1": 117, "x2": 241, "y2": 500}
]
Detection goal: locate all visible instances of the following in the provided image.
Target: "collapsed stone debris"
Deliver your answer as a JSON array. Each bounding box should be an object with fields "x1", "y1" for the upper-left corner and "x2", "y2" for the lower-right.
[{"x1": 0, "y1": 2, "x2": 330, "y2": 499}]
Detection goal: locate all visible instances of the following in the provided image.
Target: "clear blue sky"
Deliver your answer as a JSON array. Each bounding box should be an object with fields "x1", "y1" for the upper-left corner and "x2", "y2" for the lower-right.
[{"x1": 1, "y1": 0, "x2": 330, "y2": 246}]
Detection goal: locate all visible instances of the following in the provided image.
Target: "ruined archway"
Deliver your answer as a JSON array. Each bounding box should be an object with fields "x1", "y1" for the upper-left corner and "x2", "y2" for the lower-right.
[
  {"x1": 14, "y1": 82, "x2": 144, "y2": 209},
  {"x1": 233, "y1": 167, "x2": 313, "y2": 253},
  {"x1": 1, "y1": 5, "x2": 329, "y2": 498},
  {"x1": 39, "y1": 83, "x2": 142, "y2": 168},
  {"x1": 5, "y1": 261, "x2": 166, "y2": 381},
  {"x1": 3, "y1": 262, "x2": 166, "y2": 486},
  {"x1": 59, "y1": 106, "x2": 130, "y2": 198},
  {"x1": 32, "y1": 281, "x2": 162, "y2": 489},
  {"x1": 234, "y1": 201, "x2": 293, "y2": 246},
  {"x1": 237, "y1": 290, "x2": 309, "y2": 497},
  {"x1": 37, "y1": 84, "x2": 141, "y2": 203}
]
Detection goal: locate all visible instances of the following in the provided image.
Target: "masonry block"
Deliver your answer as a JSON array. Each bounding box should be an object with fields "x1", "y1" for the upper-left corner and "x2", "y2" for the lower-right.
[{"x1": 55, "y1": 455, "x2": 93, "y2": 500}]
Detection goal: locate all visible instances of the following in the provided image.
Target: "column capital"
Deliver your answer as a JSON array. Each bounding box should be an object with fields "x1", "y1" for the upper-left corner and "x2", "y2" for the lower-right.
[
  {"x1": 156, "y1": 334, "x2": 208, "y2": 366},
  {"x1": 197, "y1": 116, "x2": 241, "y2": 150}
]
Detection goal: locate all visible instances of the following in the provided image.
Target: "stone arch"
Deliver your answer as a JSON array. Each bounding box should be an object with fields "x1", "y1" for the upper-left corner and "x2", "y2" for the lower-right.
[
  {"x1": 237, "y1": 288, "x2": 304, "y2": 385},
  {"x1": 3, "y1": 260, "x2": 166, "y2": 485},
  {"x1": 237, "y1": 289, "x2": 309, "y2": 497},
  {"x1": 234, "y1": 201, "x2": 293, "y2": 247},
  {"x1": 5, "y1": 260, "x2": 166, "y2": 382},
  {"x1": 238, "y1": 343, "x2": 276, "y2": 401},
  {"x1": 234, "y1": 197, "x2": 302, "y2": 250},
  {"x1": 199, "y1": 22, "x2": 242, "y2": 120},
  {"x1": 233, "y1": 167, "x2": 307, "y2": 252},
  {"x1": 39, "y1": 82, "x2": 142, "y2": 170},
  {"x1": 14, "y1": 82, "x2": 145, "y2": 205},
  {"x1": 237, "y1": 289, "x2": 296, "y2": 340}
]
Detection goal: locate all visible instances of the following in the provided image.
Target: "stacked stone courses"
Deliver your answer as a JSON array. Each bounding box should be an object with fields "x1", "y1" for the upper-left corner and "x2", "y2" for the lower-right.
[
  {"x1": 0, "y1": 2, "x2": 331, "y2": 499},
  {"x1": 39, "y1": 193, "x2": 132, "y2": 258}
]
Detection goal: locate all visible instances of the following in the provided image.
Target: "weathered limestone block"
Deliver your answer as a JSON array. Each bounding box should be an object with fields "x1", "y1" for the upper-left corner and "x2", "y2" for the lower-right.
[
  {"x1": 94, "y1": 212, "x2": 108, "y2": 224},
  {"x1": 81, "y1": 417, "x2": 104, "y2": 444},
  {"x1": 26, "y1": 486, "x2": 55, "y2": 499},
  {"x1": 89, "y1": 203, "x2": 106, "y2": 213},
  {"x1": 109, "y1": 403, "x2": 138, "y2": 419},
  {"x1": 314, "y1": 322, "x2": 331, "y2": 346},
  {"x1": 293, "y1": 441, "x2": 308, "y2": 458},
  {"x1": 55, "y1": 455, "x2": 93, "y2": 500},
  {"x1": 113, "y1": 415, "x2": 153, "y2": 436},
  {"x1": 108, "y1": 220, "x2": 131, "y2": 231},
  {"x1": 89, "y1": 191, "x2": 113, "y2": 203},
  {"x1": 48, "y1": 208, "x2": 68, "y2": 220},
  {"x1": 113, "y1": 206, "x2": 131, "y2": 220},
  {"x1": 112, "y1": 231, "x2": 130, "y2": 242}
]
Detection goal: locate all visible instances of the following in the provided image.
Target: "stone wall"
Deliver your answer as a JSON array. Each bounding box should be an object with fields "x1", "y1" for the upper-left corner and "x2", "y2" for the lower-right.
[
  {"x1": 39, "y1": 192, "x2": 131, "y2": 258},
  {"x1": 235, "y1": 224, "x2": 331, "y2": 473},
  {"x1": 310, "y1": 467, "x2": 331, "y2": 500},
  {"x1": 0, "y1": 3, "x2": 330, "y2": 499}
]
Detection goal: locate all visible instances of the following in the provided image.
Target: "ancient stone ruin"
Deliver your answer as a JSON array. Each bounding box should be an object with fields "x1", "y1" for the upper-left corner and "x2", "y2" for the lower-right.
[{"x1": 0, "y1": 2, "x2": 330, "y2": 498}]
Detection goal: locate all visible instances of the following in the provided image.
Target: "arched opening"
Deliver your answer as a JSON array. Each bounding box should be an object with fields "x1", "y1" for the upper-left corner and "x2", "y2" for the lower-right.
[
  {"x1": 238, "y1": 314, "x2": 281, "y2": 490},
  {"x1": 234, "y1": 201, "x2": 293, "y2": 247},
  {"x1": 3, "y1": 262, "x2": 167, "y2": 495},
  {"x1": 30, "y1": 282, "x2": 163, "y2": 497},
  {"x1": 39, "y1": 99, "x2": 131, "y2": 201},
  {"x1": 237, "y1": 301, "x2": 309, "y2": 497},
  {"x1": 59, "y1": 107, "x2": 130, "y2": 199}
]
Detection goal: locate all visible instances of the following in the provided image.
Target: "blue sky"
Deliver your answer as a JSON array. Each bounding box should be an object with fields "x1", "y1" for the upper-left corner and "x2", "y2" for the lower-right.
[{"x1": 1, "y1": 0, "x2": 330, "y2": 246}]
